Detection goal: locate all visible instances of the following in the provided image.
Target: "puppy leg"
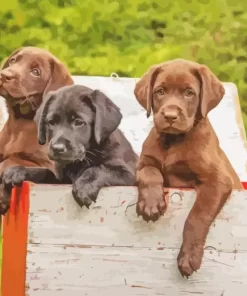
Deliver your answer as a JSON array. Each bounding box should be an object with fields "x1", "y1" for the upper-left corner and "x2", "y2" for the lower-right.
[
  {"x1": 72, "y1": 165, "x2": 135, "y2": 208},
  {"x1": 1, "y1": 166, "x2": 58, "y2": 186},
  {"x1": 136, "y1": 166, "x2": 167, "y2": 222},
  {"x1": 0, "y1": 165, "x2": 58, "y2": 215},
  {"x1": 177, "y1": 175, "x2": 232, "y2": 278}
]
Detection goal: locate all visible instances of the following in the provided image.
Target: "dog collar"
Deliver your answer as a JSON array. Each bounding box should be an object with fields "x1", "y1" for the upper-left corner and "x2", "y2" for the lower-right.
[{"x1": 8, "y1": 94, "x2": 39, "y2": 116}]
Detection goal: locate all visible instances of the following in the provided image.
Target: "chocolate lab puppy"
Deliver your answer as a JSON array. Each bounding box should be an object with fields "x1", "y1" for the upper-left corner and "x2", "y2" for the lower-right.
[
  {"x1": 0, "y1": 47, "x2": 73, "y2": 214},
  {"x1": 1, "y1": 85, "x2": 138, "y2": 207},
  {"x1": 134, "y1": 59, "x2": 243, "y2": 277}
]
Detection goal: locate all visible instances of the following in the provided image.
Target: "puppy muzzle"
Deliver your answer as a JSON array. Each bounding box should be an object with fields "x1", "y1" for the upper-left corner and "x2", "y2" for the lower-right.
[
  {"x1": 0, "y1": 69, "x2": 17, "y2": 83},
  {"x1": 0, "y1": 69, "x2": 23, "y2": 98},
  {"x1": 154, "y1": 105, "x2": 191, "y2": 134},
  {"x1": 49, "y1": 140, "x2": 86, "y2": 162}
]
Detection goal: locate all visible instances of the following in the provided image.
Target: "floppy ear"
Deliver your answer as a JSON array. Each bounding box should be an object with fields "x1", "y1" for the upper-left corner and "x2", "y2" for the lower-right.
[
  {"x1": 88, "y1": 90, "x2": 122, "y2": 144},
  {"x1": 1, "y1": 47, "x2": 23, "y2": 70},
  {"x1": 197, "y1": 65, "x2": 225, "y2": 117},
  {"x1": 134, "y1": 64, "x2": 161, "y2": 118},
  {"x1": 43, "y1": 58, "x2": 74, "y2": 97},
  {"x1": 34, "y1": 91, "x2": 56, "y2": 145}
]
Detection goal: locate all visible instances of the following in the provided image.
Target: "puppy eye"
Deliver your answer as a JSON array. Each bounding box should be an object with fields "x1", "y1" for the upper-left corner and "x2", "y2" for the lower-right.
[
  {"x1": 74, "y1": 119, "x2": 85, "y2": 126},
  {"x1": 184, "y1": 89, "x2": 194, "y2": 97},
  {"x1": 31, "y1": 68, "x2": 41, "y2": 77},
  {"x1": 9, "y1": 58, "x2": 16, "y2": 64},
  {"x1": 48, "y1": 119, "x2": 56, "y2": 126},
  {"x1": 156, "y1": 88, "x2": 165, "y2": 96}
]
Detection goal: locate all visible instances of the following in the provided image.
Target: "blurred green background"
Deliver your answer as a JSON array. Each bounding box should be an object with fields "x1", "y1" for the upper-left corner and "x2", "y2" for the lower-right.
[{"x1": 0, "y1": 0, "x2": 247, "y2": 129}]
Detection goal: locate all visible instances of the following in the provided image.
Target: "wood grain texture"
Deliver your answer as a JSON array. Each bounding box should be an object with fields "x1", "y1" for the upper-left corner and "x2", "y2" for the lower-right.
[
  {"x1": 26, "y1": 185, "x2": 247, "y2": 296},
  {"x1": 26, "y1": 244, "x2": 247, "y2": 296},
  {"x1": 2, "y1": 183, "x2": 30, "y2": 296}
]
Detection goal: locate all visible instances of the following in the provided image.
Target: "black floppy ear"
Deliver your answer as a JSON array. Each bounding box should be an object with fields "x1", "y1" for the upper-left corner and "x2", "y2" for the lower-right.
[
  {"x1": 34, "y1": 91, "x2": 56, "y2": 145},
  {"x1": 1, "y1": 47, "x2": 23, "y2": 70},
  {"x1": 89, "y1": 90, "x2": 122, "y2": 144}
]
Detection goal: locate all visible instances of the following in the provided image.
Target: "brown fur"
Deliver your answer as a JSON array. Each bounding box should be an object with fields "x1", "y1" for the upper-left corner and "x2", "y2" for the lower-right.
[
  {"x1": 0, "y1": 47, "x2": 74, "y2": 213},
  {"x1": 134, "y1": 59, "x2": 243, "y2": 277}
]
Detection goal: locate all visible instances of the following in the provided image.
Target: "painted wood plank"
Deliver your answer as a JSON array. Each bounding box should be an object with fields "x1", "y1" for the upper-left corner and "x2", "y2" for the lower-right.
[
  {"x1": 26, "y1": 185, "x2": 247, "y2": 296},
  {"x1": 1, "y1": 183, "x2": 30, "y2": 296},
  {"x1": 28, "y1": 185, "x2": 247, "y2": 251},
  {"x1": 26, "y1": 244, "x2": 247, "y2": 296}
]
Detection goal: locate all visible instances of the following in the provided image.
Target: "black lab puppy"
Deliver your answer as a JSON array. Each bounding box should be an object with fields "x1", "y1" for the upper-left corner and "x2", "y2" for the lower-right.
[{"x1": 1, "y1": 85, "x2": 138, "y2": 208}]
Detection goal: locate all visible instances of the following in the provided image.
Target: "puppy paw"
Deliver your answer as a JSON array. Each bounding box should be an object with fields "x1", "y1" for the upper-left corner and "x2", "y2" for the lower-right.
[
  {"x1": 1, "y1": 166, "x2": 28, "y2": 188},
  {"x1": 177, "y1": 244, "x2": 204, "y2": 278},
  {"x1": 137, "y1": 188, "x2": 167, "y2": 222},
  {"x1": 72, "y1": 183, "x2": 98, "y2": 209},
  {"x1": 0, "y1": 166, "x2": 28, "y2": 216}
]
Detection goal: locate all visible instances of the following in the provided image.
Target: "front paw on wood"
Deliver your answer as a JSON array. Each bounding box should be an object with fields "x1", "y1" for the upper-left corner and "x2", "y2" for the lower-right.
[
  {"x1": 1, "y1": 165, "x2": 28, "y2": 188},
  {"x1": 177, "y1": 244, "x2": 204, "y2": 278},
  {"x1": 136, "y1": 191, "x2": 167, "y2": 222},
  {"x1": 72, "y1": 183, "x2": 97, "y2": 208}
]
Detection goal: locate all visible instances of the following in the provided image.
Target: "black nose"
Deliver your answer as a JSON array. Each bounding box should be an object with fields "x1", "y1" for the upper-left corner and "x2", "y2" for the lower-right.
[
  {"x1": 163, "y1": 111, "x2": 178, "y2": 124},
  {"x1": 51, "y1": 143, "x2": 66, "y2": 154}
]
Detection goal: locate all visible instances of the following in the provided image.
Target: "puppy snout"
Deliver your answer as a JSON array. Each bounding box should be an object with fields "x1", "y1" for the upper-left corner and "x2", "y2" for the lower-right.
[
  {"x1": 51, "y1": 143, "x2": 67, "y2": 154},
  {"x1": 0, "y1": 70, "x2": 15, "y2": 82},
  {"x1": 163, "y1": 110, "x2": 178, "y2": 124}
]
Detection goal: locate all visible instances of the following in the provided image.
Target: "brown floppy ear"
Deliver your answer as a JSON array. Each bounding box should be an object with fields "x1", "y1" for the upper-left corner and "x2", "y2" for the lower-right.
[
  {"x1": 88, "y1": 90, "x2": 123, "y2": 144},
  {"x1": 1, "y1": 47, "x2": 23, "y2": 70},
  {"x1": 134, "y1": 64, "x2": 161, "y2": 118},
  {"x1": 43, "y1": 59, "x2": 74, "y2": 97},
  {"x1": 198, "y1": 65, "x2": 225, "y2": 117}
]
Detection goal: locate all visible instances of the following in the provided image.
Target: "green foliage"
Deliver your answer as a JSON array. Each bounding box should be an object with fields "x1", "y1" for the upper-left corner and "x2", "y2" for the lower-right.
[{"x1": 1, "y1": 0, "x2": 247, "y2": 129}]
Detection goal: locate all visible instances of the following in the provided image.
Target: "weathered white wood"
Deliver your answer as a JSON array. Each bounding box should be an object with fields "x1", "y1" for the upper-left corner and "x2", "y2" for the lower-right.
[
  {"x1": 1, "y1": 80, "x2": 247, "y2": 179},
  {"x1": 26, "y1": 244, "x2": 247, "y2": 296},
  {"x1": 26, "y1": 185, "x2": 247, "y2": 295},
  {"x1": 28, "y1": 185, "x2": 247, "y2": 251},
  {"x1": 0, "y1": 96, "x2": 8, "y2": 131}
]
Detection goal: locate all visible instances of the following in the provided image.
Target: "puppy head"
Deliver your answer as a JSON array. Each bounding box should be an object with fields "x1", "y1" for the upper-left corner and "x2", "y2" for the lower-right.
[
  {"x1": 0, "y1": 46, "x2": 73, "y2": 114},
  {"x1": 35, "y1": 85, "x2": 122, "y2": 163},
  {"x1": 134, "y1": 59, "x2": 225, "y2": 134}
]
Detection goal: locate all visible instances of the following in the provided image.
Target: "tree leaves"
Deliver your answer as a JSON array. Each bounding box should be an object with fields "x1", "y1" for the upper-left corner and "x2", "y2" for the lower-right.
[{"x1": 1, "y1": 0, "x2": 247, "y2": 129}]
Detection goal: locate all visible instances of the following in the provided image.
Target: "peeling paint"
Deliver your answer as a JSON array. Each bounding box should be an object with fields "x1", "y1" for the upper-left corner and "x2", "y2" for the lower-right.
[
  {"x1": 38, "y1": 209, "x2": 51, "y2": 212},
  {"x1": 131, "y1": 284, "x2": 152, "y2": 289},
  {"x1": 56, "y1": 207, "x2": 64, "y2": 213}
]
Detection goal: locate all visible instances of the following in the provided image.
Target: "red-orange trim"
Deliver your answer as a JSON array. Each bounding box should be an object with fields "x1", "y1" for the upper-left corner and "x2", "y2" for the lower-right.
[{"x1": 1, "y1": 182, "x2": 30, "y2": 296}]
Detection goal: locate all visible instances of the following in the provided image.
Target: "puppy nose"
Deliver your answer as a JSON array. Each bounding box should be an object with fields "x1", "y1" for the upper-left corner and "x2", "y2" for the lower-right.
[
  {"x1": 51, "y1": 143, "x2": 66, "y2": 154},
  {"x1": 0, "y1": 70, "x2": 15, "y2": 82},
  {"x1": 163, "y1": 111, "x2": 178, "y2": 124}
]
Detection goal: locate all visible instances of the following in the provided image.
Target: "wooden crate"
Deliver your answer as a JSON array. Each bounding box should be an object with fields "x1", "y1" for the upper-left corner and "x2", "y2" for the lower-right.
[
  {"x1": 0, "y1": 78, "x2": 247, "y2": 295},
  {"x1": 1, "y1": 185, "x2": 247, "y2": 296}
]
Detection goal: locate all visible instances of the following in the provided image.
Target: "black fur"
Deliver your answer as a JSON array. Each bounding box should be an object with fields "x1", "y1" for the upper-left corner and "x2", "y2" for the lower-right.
[{"x1": 1, "y1": 85, "x2": 138, "y2": 208}]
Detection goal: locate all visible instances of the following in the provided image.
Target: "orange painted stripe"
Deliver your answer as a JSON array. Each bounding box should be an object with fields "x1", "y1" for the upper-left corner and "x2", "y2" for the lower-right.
[{"x1": 1, "y1": 182, "x2": 30, "y2": 296}]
